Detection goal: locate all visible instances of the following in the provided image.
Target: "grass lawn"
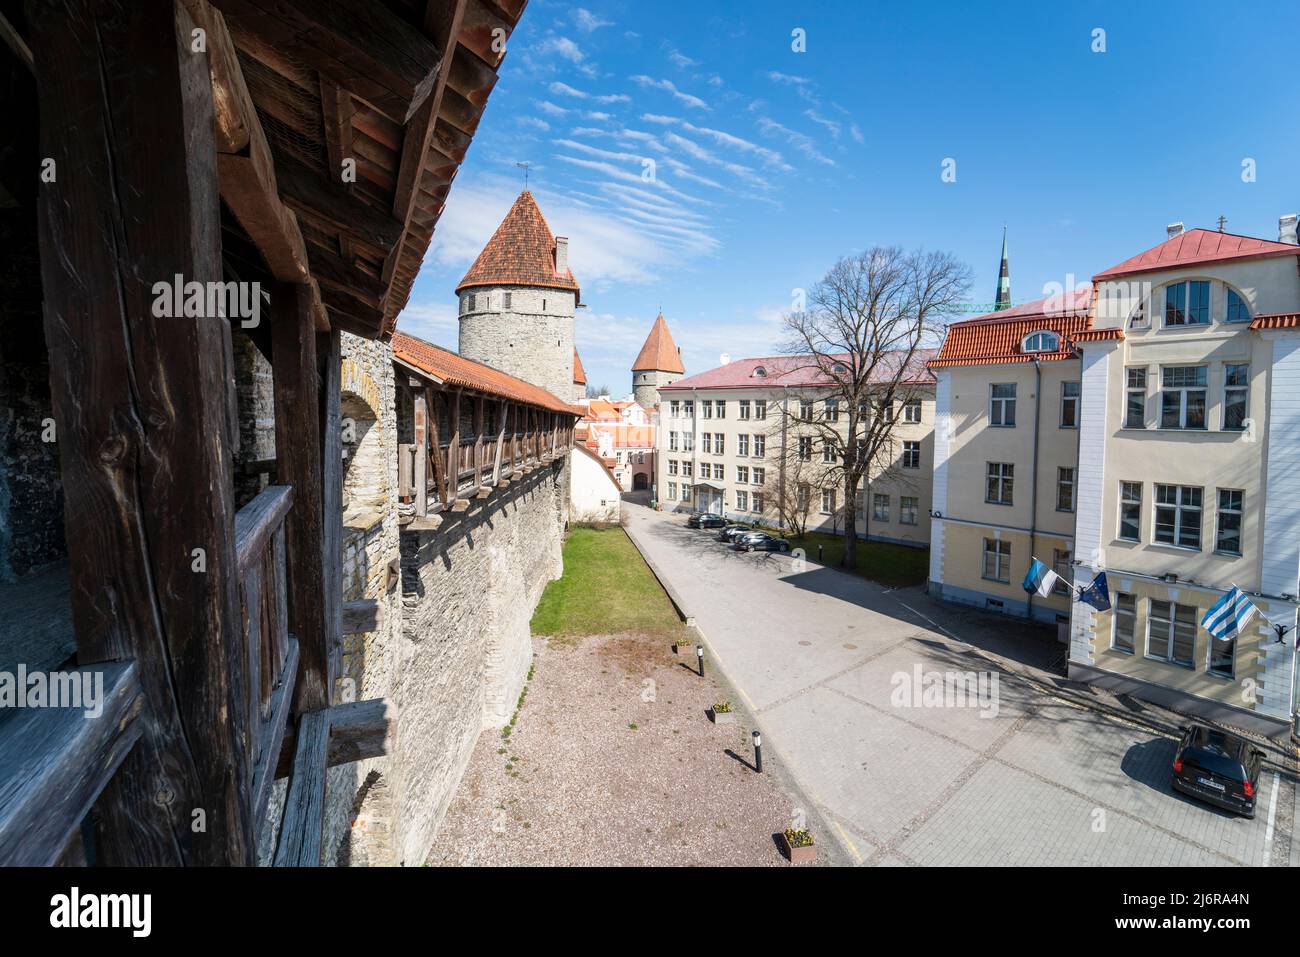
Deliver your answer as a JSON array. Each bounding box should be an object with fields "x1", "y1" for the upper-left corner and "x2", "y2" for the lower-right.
[
  {"x1": 786, "y1": 530, "x2": 930, "y2": 589},
  {"x1": 530, "y1": 526, "x2": 688, "y2": 640}
]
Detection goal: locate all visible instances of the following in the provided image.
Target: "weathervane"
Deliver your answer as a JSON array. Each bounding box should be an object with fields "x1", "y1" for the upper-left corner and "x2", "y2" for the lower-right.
[{"x1": 516, "y1": 161, "x2": 531, "y2": 189}]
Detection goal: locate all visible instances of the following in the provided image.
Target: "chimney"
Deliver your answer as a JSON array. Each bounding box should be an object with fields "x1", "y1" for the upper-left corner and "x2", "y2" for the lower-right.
[
  {"x1": 1279, "y1": 214, "x2": 1298, "y2": 245},
  {"x1": 554, "y1": 236, "x2": 569, "y2": 274},
  {"x1": 1166, "y1": 222, "x2": 1184, "y2": 239}
]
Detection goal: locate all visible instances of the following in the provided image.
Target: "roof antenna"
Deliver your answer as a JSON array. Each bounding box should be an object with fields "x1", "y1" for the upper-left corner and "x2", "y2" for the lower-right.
[{"x1": 516, "y1": 161, "x2": 531, "y2": 189}]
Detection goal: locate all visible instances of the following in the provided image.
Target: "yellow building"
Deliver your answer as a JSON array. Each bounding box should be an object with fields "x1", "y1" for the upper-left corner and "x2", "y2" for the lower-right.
[
  {"x1": 927, "y1": 288, "x2": 1092, "y2": 628},
  {"x1": 1069, "y1": 221, "x2": 1300, "y2": 737}
]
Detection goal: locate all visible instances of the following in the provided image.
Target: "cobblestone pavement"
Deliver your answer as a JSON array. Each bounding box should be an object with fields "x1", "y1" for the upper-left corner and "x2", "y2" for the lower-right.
[{"x1": 625, "y1": 503, "x2": 1298, "y2": 867}]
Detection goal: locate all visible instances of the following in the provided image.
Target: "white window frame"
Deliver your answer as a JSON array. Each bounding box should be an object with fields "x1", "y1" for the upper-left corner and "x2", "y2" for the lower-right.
[
  {"x1": 1118, "y1": 481, "x2": 1142, "y2": 542},
  {"x1": 1146, "y1": 599, "x2": 1196, "y2": 668},
  {"x1": 981, "y1": 538, "x2": 1011, "y2": 583},
  {"x1": 989, "y1": 383, "x2": 1016, "y2": 427},
  {"x1": 1223, "y1": 364, "x2": 1249, "y2": 432},
  {"x1": 1111, "y1": 593, "x2": 1136, "y2": 654},
  {"x1": 1215, "y1": 488, "x2": 1243, "y2": 556},
  {"x1": 899, "y1": 496, "x2": 919, "y2": 526},
  {"x1": 1124, "y1": 368, "x2": 1147, "y2": 429},
  {"x1": 1153, "y1": 483, "x2": 1202, "y2": 550},
  {"x1": 1159, "y1": 365, "x2": 1207, "y2": 430}
]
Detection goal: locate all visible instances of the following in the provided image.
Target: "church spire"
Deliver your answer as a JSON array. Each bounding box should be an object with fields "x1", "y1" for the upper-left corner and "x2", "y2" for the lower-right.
[{"x1": 994, "y1": 226, "x2": 1011, "y2": 311}]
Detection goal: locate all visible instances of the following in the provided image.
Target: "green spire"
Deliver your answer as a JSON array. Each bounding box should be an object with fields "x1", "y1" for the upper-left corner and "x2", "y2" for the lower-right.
[{"x1": 995, "y1": 226, "x2": 1011, "y2": 311}]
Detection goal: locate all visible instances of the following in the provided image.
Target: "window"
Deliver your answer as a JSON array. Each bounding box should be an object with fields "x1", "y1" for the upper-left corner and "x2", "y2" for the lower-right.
[
  {"x1": 702, "y1": 400, "x2": 712, "y2": 419},
  {"x1": 1216, "y1": 489, "x2": 1243, "y2": 555},
  {"x1": 752, "y1": 492, "x2": 764, "y2": 513},
  {"x1": 822, "y1": 442, "x2": 835, "y2": 464},
  {"x1": 753, "y1": 436, "x2": 765, "y2": 457},
  {"x1": 1112, "y1": 594, "x2": 1136, "y2": 653},
  {"x1": 1225, "y1": 288, "x2": 1250, "y2": 323},
  {"x1": 667, "y1": 481, "x2": 677, "y2": 500},
  {"x1": 753, "y1": 366, "x2": 767, "y2": 378},
  {"x1": 986, "y1": 462, "x2": 1014, "y2": 505},
  {"x1": 701, "y1": 433, "x2": 712, "y2": 454},
  {"x1": 798, "y1": 437, "x2": 812, "y2": 461},
  {"x1": 737, "y1": 434, "x2": 750, "y2": 456},
  {"x1": 503, "y1": 292, "x2": 512, "y2": 310},
  {"x1": 1223, "y1": 364, "x2": 1248, "y2": 431},
  {"x1": 1209, "y1": 632, "x2": 1235, "y2": 678},
  {"x1": 799, "y1": 400, "x2": 814, "y2": 421},
  {"x1": 752, "y1": 467, "x2": 765, "y2": 486},
  {"x1": 715, "y1": 401, "x2": 726, "y2": 419},
  {"x1": 460, "y1": 295, "x2": 468, "y2": 315},
  {"x1": 1056, "y1": 467, "x2": 1075, "y2": 512},
  {"x1": 982, "y1": 538, "x2": 1011, "y2": 583},
  {"x1": 683, "y1": 401, "x2": 694, "y2": 418},
  {"x1": 825, "y1": 399, "x2": 839, "y2": 423},
  {"x1": 1119, "y1": 482, "x2": 1142, "y2": 542},
  {"x1": 1125, "y1": 368, "x2": 1147, "y2": 428},
  {"x1": 682, "y1": 461, "x2": 693, "y2": 478},
  {"x1": 715, "y1": 464, "x2": 724, "y2": 481},
  {"x1": 902, "y1": 441, "x2": 921, "y2": 469},
  {"x1": 990, "y1": 383, "x2": 1016, "y2": 426},
  {"x1": 1154, "y1": 484, "x2": 1202, "y2": 549},
  {"x1": 669, "y1": 431, "x2": 679, "y2": 452},
  {"x1": 736, "y1": 490, "x2": 748, "y2": 511},
  {"x1": 699, "y1": 462, "x2": 711, "y2": 480},
  {"x1": 754, "y1": 401, "x2": 766, "y2": 421},
  {"x1": 738, "y1": 400, "x2": 750, "y2": 420},
  {"x1": 1051, "y1": 548, "x2": 1071, "y2": 596},
  {"x1": 1160, "y1": 366, "x2": 1207, "y2": 429},
  {"x1": 821, "y1": 489, "x2": 835, "y2": 514},
  {"x1": 1022, "y1": 330, "x2": 1060, "y2": 352},
  {"x1": 1060, "y1": 381, "x2": 1080, "y2": 428},
  {"x1": 670, "y1": 401, "x2": 680, "y2": 418},
  {"x1": 872, "y1": 494, "x2": 889, "y2": 522},
  {"x1": 1164, "y1": 280, "x2": 1210, "y2": 326},
  {"x1": 796, "y1": 484, "x2": 811, "y2": 511},
  {"x1": 714, "y1": 433, "x2": 725, "y2": 455},
  {"x1": 1147, "y1": 600, "x2": 1196, "y2": 667},
  {"x1": 668, "y1": 460, "x2": 678, "y2": 476},
  {"x1": 682, "y1": 433, "x2": 694, "y2": 452},
  {"x1": 900, "y1": 496, "x2": 919, "y2": 525},
  {"x1": 902, "y1": 399, "x2": 922, "y2": 423},
  {"x1": 681, "y1": 485, "x2": 692, "y2": 503},
  {"x1": 736, "y1": 466, "x2": 748, "y2": 484}
]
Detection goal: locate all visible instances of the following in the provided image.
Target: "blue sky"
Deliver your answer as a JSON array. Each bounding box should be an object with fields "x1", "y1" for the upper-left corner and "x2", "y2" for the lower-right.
[{"x1": 399, "y1": 0, "x2": 1300, "y2": 397}]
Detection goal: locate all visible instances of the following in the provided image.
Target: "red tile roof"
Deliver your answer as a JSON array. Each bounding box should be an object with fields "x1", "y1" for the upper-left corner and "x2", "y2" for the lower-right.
[
  {"x1": 1070, "y1": 328, "x2": 1125, "y2": 342},
  {"x1": 662, "y1": 349, "x2": 936, "y2": 390},
  {"x1": 632, "y1": 313, "x2": 685, "y2": 373},
  {"x1": 1250, "y1": 312, "x2": 1300, "y2": 330},
  {"x1": 1094, "y1": 229, "x2": 1300, "y2": 280},
  {"x1": 392, "y1": 332, "x2": 582, "y2": 415},
  {"x1": 573, "y1": 348, "x2": 587, "y2": 384},
  {"x1": 455, "y1": 191, "x2": 580, "y2": 299},
  {"x1": 928, "y1": 287, "x2": 1093, "y2": 368}
]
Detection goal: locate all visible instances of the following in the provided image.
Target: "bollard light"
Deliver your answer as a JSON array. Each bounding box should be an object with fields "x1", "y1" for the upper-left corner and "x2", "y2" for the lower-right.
[
  {"x1": 817, "y1": 544, "x2": 823, "y2": 562},
  {"x1": 696, "y1": 645, "x2": 705, "y2": 676},
  {"x1": 752, "y1": 730, "x2": 763, "y2": 773}
]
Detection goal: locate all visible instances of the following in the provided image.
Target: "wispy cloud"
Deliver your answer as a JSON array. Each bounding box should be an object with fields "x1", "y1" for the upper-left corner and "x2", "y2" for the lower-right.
[
  {"x1": 571, "y1": 8, "x2": 613, "y2": 33},
  {"x1": 518, "y1": 116, "x2": 550, "y2": 132},
  {"x1": 755, "y1": 116, "x2": 835, "y2": 166},
  {"x1": 804, "y1": 109, "x2": 841, "y2": 139},
  {"x1": 535, "y1": 36, "x2": 597, "y2": 77},
  {"x1": 630, "y1": 75, "x2": 709, "y2": 110},
  {"x1": 549, "y1": 82, "x2": 631, "y2": 104},
  {"x1": 666, "y1": 47, "x2": 699, "y2": 69}
]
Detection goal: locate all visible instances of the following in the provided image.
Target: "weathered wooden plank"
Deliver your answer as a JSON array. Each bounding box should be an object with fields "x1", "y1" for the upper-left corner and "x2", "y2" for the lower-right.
[
  {"x1": 234, "y1": 485, "x2": 295, "y2": 578},
  {"x1": 341, "y1": 599, "x2": 382, "y2": 635},
  {"x1": 318, "y1": 328, "x2": 343, "y2": 691},
  {"x1": 273, "y1": 708, "x2": 329, "y2": 866},
  {"x1": 180, "y1": 0, "x2": 251, "y2": 153},
  {"x1": 397, "y1": 442, "x2": 413, "y2": 499},
  {"x1": 413, "y1": 388, "x2": 428, "y2": 517},
  {"x1": 274, "y1": 697, "x2": 395, "y2": 779},
  {"x1": 211, "y1": 0, "x2": 443, "y2": 124},
  {"x1": 472, "y1": 393, "x2": 484, "y2": 488},
  {"x1": 274, "y1": 144, "x2": 407, "y2": 257},
  {"x1": 0, "y1": 662, "x2": 142, "y2": 867},
  {"x1": 251, "y1": 636, "x2": 298, "y2": 832},
  {"x1": 426, "y1": 387, "x2": 450, "y2": 508},
  {"x1": 29, "y1": 0, "x2": 253, "y2": 866},
  {"x1": 272, "y1": 283, "x2": 330, "y2": 713},
  {"x1": 491, "y1": 399, "x2": 507, "y2": 484}
]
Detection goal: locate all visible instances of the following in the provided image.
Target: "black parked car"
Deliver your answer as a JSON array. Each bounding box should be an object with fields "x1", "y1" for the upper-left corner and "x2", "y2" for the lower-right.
[
  {"x1": 717, "y1": 524, "x2": 751, "y2": 542},
  {"x1": 732, "y1": 531, "x2": 791, "y2": 552},
  {"x1": 688, "y1": 513, "x2": 727, "y2": 529},
  {"x1": 1171, "y1": 723, "x2": 1264, "y2": 818}
]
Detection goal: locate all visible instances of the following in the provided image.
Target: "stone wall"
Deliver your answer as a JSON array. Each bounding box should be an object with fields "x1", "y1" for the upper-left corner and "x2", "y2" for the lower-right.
[
  {"x1": 232, "y1": 332, "x2": 275, "y2": 507},
  {"x1": 458, "y1": 285, "x2": 576, "y2": 402}
]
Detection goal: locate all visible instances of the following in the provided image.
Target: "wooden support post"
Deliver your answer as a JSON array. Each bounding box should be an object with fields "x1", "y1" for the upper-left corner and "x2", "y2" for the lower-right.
[
  {"x1": 491, "y1": 399, "x2": 507, "y2": 485},
  {"x1": 448, "y1": 388, "x2": 462, "y2": 500},
  {"x1": 272, "y1": 283, "x2": 331, "y2": 713},
  {"x1": 273, "y1": 708, "x2": 329, "y2": 866},
  {"x1": 318, "y1": 327, "x2": 343, "y2": 687},
  {"x1": 473, "y1": 394, "x2": 485, "y2": 488},
  {"x1": 28, "y1": 0, "x2": 252, "y2": 865},
  {"x1": 426, "y1": 387, "x2": 449, "y2": 508},
  {"x1": 413, "y1": 387, "x2": 428, "y2": 517}
]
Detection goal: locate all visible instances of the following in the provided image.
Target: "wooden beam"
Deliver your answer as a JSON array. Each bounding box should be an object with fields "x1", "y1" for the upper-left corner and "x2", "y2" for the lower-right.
[
  {"x1": 251, "y1": 636, "x2": 298, "y2": 831},
  {"x1": 273, "y1": 709, "x2": 329, "y2": 866},
  {"x1": 413, "y1": 388, "x2": 428, "y2": 517},
  {"x1": 274, "y1": 152, "x2": 406, "y2": 256},
  {"x1": 426, "y1": 387, "x2": 450, "y2": 508},
  {"x1": 491, "y1": 398, "x2": 507, "y2": 485},
  {"x1": 318, "y1": 328, "x2": 343, "y2": 687},
  {"x1": 211, "y1": 0, "x2": 444, "y2": 124},
  {"x1": 274, "y1": 697, "x2": 395, "y2": 779},
  {"x1": 341, "y1": 598, "x2": 382, "y2": 635},
  {"x1": 405, "y1": 513, "x2": 444, "y2": 532},
  {"x1": 448, "y1": 388, "x2": 462, "y2": 500},
  {"x1": 29, "y1": 0, "x2": 253, "y2": 866},
  {"x1": 272, "y1": 283, "x2": 330, "y2": 713},
  {"x1": 0, "y1": 663, "x2": 142, "y2": 866},
  {"x1": 472, "y1": 393, "x2": 484, "y2": 488}
]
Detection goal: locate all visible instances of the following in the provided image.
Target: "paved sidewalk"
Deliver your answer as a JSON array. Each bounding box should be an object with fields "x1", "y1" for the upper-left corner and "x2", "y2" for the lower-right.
[{"x1": 624, "y1": 503, "x2": 1296, "y2": 867}]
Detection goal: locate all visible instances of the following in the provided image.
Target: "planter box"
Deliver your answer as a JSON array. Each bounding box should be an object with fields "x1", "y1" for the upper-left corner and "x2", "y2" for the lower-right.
[
  {"x1": 779, "y1": 832, "x2": 817, "y2": 865},
  {"x1": 673, "y1": 642, "x2": 693, "y2": 655},
  {"x1": 710, "y1": 708, "x2": 735, "y2": 725}
]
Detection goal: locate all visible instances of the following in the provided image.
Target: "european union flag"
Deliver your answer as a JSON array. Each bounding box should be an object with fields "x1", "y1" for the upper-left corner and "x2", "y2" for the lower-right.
[{"x1": 1077, "y1": 571, "x2": 1110, "y2": 611}]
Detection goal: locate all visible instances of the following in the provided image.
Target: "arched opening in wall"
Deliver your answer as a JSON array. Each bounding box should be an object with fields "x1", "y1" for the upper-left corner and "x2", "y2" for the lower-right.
[
  {"x1": 633, "y1": 473, "x2": 649, "y2": 491},
  {"x1": 342, "y1": 392, "x2": 387, "y2": 512}
]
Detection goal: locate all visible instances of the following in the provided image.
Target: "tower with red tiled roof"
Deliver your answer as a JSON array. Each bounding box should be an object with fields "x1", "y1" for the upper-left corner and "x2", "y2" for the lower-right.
[
  {"x1": 456, "y1": 190, "x2": 579, "y2": 401},
  {"x1": 572, "y1": 348, "x2": 587, "y2": 402},
  {"x1": 631, "y1": 312, "x2": 684, "y2": 408}
]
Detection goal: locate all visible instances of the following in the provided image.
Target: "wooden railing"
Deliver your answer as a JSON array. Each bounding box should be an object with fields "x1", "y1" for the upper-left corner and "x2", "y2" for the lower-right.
[{"x1": 232, "y1": 484, "x2": 300, "y2": 830}]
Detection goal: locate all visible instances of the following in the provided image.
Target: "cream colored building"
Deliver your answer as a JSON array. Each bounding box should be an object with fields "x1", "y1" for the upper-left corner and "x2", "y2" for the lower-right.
[
  {"x1": 1069, "y1": 221, "x2": 1300, "y2": 736},
  {"x1": 928, "y1": 288, "x2": 1092, "y2": 627},
  {"x1": 655, "y1": 353, "x2": 935, "y2": 547}
]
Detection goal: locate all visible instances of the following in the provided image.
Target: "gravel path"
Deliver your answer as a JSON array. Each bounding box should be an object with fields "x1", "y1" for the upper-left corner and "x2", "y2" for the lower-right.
[{"x1": 427, "y1": 631, "x2": 822, "y2": 866}]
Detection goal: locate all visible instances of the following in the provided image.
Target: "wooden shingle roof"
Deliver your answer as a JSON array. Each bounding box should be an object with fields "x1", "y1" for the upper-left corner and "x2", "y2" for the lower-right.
[{"x1": 455, "y1": 190, "x2": 580, "y2": 297}]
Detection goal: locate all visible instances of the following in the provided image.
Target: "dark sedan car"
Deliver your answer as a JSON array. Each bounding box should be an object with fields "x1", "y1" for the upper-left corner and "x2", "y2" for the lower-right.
[
  {"x1": 688, "y1": 513, "x2": 727, "y2": 529},
  {"x1": 1171, "y1": 723, "x2": 1264, "y2": 818},
  {"x1": 732, "y1": 531, "x2": 791, "y2": 552},
  {"x1": 717, "y1": 524, "x2": 752, "y2": 542}
]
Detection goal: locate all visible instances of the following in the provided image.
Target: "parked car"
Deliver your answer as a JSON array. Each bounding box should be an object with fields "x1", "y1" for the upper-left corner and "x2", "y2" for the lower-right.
[
  {"x1": 688, "y1": 513, "x2": 727, "y2": 529},
  {"x1": 1170, "y1": 723, "x2": 1264, "y2": 818},
  {"x1": 733, "y1": 531, "x2": 791, "y2": 552},
  {"x1": 717, "y1": 524, "x2": 752, "y2": 542}
]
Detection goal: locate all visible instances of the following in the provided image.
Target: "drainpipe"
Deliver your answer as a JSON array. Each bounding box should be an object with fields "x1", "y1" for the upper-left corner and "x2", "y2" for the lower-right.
[
  {"x1": 1027, "y1": 357, "x2": 1042, "y2": 621},
  {"x1": 778, "y1": 386, "x2": 789, "y2": 534}
]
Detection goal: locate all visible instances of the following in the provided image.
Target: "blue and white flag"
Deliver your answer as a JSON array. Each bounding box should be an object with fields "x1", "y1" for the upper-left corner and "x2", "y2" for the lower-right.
[
  {"x1": 1077, "y1": 571, "x2": 1111, "y2": 611},
  {"x1": 1022, "y1": 558, "x2": 1060, "y2": 597},
  {"x1": 1201, "y1": 585, "x2": 1258, "y2": 641}
]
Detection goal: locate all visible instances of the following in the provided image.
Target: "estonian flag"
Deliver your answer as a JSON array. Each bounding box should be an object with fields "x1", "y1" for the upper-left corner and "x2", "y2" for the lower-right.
[
  {"x1": 1022, "y1": 558, "x2": 1060, "y2": 597},
  {"x1": 1201, "y1": 585, "x2": 1258, "y2": 641},
  {"x1": 1077, "y1": 571, "x2": 1111, "y2": 611}
]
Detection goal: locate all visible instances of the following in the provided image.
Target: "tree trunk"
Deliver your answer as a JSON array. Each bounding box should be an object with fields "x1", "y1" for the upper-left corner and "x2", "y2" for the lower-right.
[{"x1": 842, "y1": 474, "x2": 858, "y2": 569}]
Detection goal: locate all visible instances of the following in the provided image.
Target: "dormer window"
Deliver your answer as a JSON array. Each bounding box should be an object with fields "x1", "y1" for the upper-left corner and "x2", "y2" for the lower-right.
[
  {"x1": 752, "y1": 366, "x2": 767, "y2": 377},
  {"x1": 831, "y1": 362, "x2": 848, "y2": 374},
  {"x1": 1021, "y1": 330, "x2": 1059, "y2": 353}
]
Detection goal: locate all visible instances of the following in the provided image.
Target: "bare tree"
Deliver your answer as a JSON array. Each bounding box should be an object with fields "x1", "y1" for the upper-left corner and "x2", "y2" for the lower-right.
[
  {"x1": 777, "y1": 247, "x2": 971, "y2": 569},
  {"x1": 764, "y1": 425, "x2": 821, "y2": 538}
]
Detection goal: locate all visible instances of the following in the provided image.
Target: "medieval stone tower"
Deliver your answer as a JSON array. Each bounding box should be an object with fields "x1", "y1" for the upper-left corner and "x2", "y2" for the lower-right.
[
  {"x1": 631, "y1": 312, "x2": 684, "y2": 408},
  {"x1": 457, "y1": 191, "x2": 579, "y2": 401}
]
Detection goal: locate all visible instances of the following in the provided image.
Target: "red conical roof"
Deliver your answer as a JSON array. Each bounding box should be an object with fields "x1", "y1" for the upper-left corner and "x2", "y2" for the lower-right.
[
  {"x1": 456, "y1": 191, "x2": 580, "y2": 298},
  {"x1": 573, "y1": 348, "x2": 587, "y2": 385},
  {"x1": 632, "y1": 313, "x2": 684, "y2": 373}
]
